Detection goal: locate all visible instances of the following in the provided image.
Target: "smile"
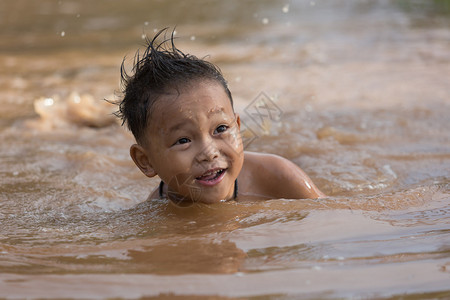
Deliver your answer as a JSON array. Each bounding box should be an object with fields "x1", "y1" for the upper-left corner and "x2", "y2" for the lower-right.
[{"x1": 195, "y1": 168, "x2": 227, "y2": 186}]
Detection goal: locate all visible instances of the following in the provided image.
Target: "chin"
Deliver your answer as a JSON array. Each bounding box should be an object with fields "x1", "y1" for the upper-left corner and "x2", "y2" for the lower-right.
[
  {"x1": 192, "y1": 177, "x2": 235, "y2": 204},
  {"x1": 196, "y1": 190, "x2": 230, "y2": 204}
]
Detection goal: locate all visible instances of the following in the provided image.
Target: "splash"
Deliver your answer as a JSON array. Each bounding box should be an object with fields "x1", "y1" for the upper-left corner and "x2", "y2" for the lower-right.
[{"x1": 33, "y1": 92, "x2": 117, "y2": 128}]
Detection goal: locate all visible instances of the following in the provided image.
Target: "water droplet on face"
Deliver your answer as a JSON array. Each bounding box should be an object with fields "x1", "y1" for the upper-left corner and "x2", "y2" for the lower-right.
[
  {"x1": 190, "y1": 36, "x2": 196, "y2": 41},
  {"x1": 60, "y1": 31, "x2": 65, "y2": 37}
]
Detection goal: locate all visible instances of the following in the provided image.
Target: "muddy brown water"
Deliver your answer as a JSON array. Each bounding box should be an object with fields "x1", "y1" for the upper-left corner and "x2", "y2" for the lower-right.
[{"x1": 0, "y1": 1, "x2": 449, "y2": 299}]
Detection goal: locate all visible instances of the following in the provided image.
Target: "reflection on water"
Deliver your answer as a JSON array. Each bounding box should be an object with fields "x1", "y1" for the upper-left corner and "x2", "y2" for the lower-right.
[{"x1": 0, "y1": 0, "x2": 449, "y2": 299}]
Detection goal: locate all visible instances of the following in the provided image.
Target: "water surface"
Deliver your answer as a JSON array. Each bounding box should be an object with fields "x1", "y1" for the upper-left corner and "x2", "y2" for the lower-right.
[{"x1": 0, "y1": 0, "x2": 449, "y2": 299}]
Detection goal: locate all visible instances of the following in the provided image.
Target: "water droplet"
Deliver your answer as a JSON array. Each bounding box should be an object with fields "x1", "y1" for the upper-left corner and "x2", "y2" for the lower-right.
[
  {"x1": 73, "y1": 94, "x2": 81, "y2": 104},
  {"x1": 262, "y1": 18, "x2": 269, "y2": 25},
  {"x1": 305, "y1": 180, "x2": 312, "y2": 190},
  {"x1": 60, "y1": 31, "x2": 65, "y2": 37},
  {"x1": 141, "y1": 33, "x2": 146, "y2": 40},
  {"x1": 190, "y1": 35, "x2": 196, "y2": 41},
  {"x1": 44, "y1": 98, "x2": 54, "y2": 106},
  {"x1": 282, "y1": 4, "x2": 289, "y2": 13},
  {"x1": 144, "y1": 21, "x2": 149, "y2": 26}
]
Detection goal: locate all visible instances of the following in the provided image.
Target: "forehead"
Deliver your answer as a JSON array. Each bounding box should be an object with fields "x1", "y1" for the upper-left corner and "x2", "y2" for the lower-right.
[{"x1": 149, "y1": 80, "x2": 233, "y2": 131}]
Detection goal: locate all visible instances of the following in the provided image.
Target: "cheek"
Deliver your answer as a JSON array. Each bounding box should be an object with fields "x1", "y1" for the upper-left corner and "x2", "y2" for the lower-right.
[
  {"x1": 158, "y1": 159, "x2": 194, "y2": 189},
  {"x1": 154, "y1": 150, "x2": 192, "y2": 179},
  {"x1": 229, "y1": 127, "x2": 244, "y2": 152},
  {"x1": 221, "y1": 127, "x2": 244, "y2": 157},
  {"x1": 166, "y1": 151, "x2": 193, "y2": 168}
]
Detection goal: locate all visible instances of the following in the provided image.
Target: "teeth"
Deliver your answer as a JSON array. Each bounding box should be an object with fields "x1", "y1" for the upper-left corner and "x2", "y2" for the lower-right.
[
  {"x1": 197, "y1": 169, "x2": 223, "y2": 180},
  {"x1": 206, "y1": 169, "x2": 221, "y2": 176}
]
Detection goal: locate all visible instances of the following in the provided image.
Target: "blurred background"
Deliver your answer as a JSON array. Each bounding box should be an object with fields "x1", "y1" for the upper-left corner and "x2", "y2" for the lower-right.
[{"x1": 1, "y1": 0, "x2": 449, "y2": 121}]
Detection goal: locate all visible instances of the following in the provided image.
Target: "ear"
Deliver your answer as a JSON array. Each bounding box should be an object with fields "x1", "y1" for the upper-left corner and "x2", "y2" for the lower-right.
[
  {"x1": 130, "y1": 144, "x2": 157, "y2": 178},
  {"x1": 235, "y1": 113, "x2": 241, "y2": 130}
]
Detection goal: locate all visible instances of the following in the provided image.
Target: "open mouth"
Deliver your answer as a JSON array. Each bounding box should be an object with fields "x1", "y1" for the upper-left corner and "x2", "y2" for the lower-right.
[{"x1": 195, "y1": 168, "x2": 227, "y2": 186}]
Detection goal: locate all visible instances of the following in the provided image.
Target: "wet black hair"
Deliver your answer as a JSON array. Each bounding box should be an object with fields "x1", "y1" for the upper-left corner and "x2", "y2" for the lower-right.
[{"x1": 116, "y1": 28, "x2": 233, "y2": 144}]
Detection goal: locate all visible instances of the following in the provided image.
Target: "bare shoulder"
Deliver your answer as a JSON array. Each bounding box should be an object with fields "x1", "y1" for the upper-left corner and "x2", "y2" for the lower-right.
[{"x1": 240, "y1": 151, "x2": 326, "y2": 199}]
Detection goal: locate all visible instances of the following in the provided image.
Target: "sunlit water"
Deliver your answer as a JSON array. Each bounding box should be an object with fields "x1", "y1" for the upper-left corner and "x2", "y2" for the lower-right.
[{"x1": 0, "y1": 1, "x2": 449, "y2": 299}]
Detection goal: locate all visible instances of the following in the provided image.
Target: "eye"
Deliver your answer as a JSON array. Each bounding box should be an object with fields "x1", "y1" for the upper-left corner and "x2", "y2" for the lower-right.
[
  {"x1": 214, "y1": 125, "x2": 229, "y2": 134},
  {"x1": 174, "y1": 137, "x2": 191, "y2": 145}
]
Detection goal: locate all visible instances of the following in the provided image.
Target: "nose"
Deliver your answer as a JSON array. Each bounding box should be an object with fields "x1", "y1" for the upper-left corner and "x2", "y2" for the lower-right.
[{"x1": 196, "y1": 139, "x2": 219, "y2": 162}]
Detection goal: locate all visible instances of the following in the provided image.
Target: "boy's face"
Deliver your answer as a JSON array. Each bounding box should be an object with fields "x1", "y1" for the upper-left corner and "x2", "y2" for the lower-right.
[{"x1": 137, "y1": 80, "x2": 244, "y2": 204}]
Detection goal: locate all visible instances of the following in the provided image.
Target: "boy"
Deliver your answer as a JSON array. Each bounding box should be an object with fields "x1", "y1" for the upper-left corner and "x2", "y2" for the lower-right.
[{"x1": 116, "y1": 29, "x2": 325, "y2": 204}]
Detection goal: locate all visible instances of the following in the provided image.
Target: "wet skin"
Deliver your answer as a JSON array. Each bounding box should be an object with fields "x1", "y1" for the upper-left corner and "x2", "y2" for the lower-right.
[{"x1": 130, "y1": 80, "x2": 325, "y2": 204}]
